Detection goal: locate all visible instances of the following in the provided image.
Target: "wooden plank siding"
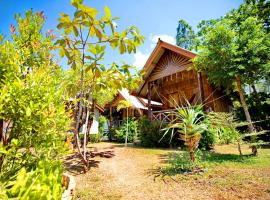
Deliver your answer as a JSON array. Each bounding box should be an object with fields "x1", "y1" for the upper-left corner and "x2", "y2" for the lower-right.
[
  {"x1": 132, "y1": 39, "x2": 230, "y2": 119},
  {"x1": 137, "y1": 48, "x2": 229, "y2": 112}
]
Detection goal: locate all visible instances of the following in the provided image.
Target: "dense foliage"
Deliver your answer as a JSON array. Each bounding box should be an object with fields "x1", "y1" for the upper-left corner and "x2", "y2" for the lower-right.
[
  {"x1": 193, "y1": 1, "x2": 270, "y2": 147},
  {"x1": 176, "y1": 19, "x2": 196, "y2": 50},
  {"x1": 0, "y1": 160, "x2": 63, "y2": 200},
  {"x1": 138, "y1": 117, "x2": 181, "y2": 148},
  {"x1": 0, "y1": 10, "x2": 71, "y2": 199},
  {"x1": 199, "y1": 130, "x2": 216, "y2": 150},
  {"x1": 175, "y1": 1, "x2": 270, "y2": 140},
  {"x1": 110, "y1": 118, "x2": 138, "y2": 143}
]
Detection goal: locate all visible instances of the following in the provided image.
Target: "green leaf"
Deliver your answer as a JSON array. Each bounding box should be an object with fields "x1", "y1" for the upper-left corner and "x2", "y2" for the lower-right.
[
  {"x1": 78, "y1": 5, "x2": 98, "y2": 19},
  {"x1": 119, "y1": 40, "x2": 126, "y2": 54},
  {"x1": 71, "y1": 0, "x2": 83, "y2": 7},
  {"x1": 26, "y1": 107, "x2": 31, "y2": 117},
  {"x1": 104, "y1": 6, "x2": 111, "y2": 18},
  {"x1": 95, "y1": 27, "x2": 102, "y2": 41},
  {"x1": 73, "y1": 26, "x2": 79, "y2": 36},
  {"x1": 88, "y1": 44, "x2": 97, "y2": 54}
]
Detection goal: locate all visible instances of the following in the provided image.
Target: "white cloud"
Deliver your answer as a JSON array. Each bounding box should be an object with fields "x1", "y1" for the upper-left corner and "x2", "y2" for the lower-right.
[
  {"x1": 133, "y1": 51, "x2": 150, "y2": 68},
  {"x1": 150, "y1": 34, "x2": 176, "y2": 48}
]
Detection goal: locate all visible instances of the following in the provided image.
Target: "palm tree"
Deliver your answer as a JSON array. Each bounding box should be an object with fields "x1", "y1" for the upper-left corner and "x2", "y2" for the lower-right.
[{"x1": 163, "y1": 104, "x2": 207, "y2": 162}]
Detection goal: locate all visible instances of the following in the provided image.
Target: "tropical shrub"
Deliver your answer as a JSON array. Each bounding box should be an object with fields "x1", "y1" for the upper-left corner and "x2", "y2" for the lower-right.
[
  {"x1": 164, "y1": 151, "x2": 203, "y2": 174},
  {"x1": 113, "y1": 118, "x2": 138, "y2": 143},
  {"x1": 89, "y1": 134, "x2": 102, "y2": 143},
  {"x1": 163, "y1": 105, "x2": 207, "y2": 162},
  {"x1": 199, "y1": 130, "x2": 216, "y2": 150},
  {"x1": 138, "y1": 117, "x2": 181, "y2": 148},
  {"x1": 98, "y1": 116, "x2": 107, "y2": 135},
  {"x1": 0, "y1": 10, "x2": 71, "y2": 199},
  {"x1": 0, "y1": 160, "x2": 64, "y2": 200},
  {"x1": 206, "y1": 112, "x2": 240, "y2": 145}
]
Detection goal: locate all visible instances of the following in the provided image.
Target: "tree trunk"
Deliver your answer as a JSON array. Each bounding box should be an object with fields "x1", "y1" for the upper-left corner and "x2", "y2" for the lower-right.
[
  {"x1": 237, "y1": 141, "x2": 242, "y2": 156},
  {"x1": 83, "y1": 93, "x2": 93, "y2": 159},
  {"x1": 74, "y1": 68, "x2": 89, "y2": 167},
  {"x1": 236, "y1": 76, "x2": 258, "y2": 156},
  {"x1": 190, "y1": 151, "x2": 195, "y2": 163},
  {"x1": 125, "y1": 108, "x2": 128, "y2": 147},
  {"x1": 236, "y1": 76, "x2": 255, "y2": 132},
  {"x1": 83, "y1": 106, "x2": 90, "y2": 160}
]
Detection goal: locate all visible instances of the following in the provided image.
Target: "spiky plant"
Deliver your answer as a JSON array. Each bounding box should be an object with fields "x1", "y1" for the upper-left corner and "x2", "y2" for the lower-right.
[{"x1": 162, "y1": 104, "x2": 207, "y2": 162}]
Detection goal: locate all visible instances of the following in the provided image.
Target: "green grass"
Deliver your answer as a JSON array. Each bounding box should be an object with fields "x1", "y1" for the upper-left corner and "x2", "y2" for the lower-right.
[
  {"x1": 152, "y1": 146, "x2": 270, "y2": 199},
  {"x1": 160, "y1": 147, "x2": 270, "y2": 174}
]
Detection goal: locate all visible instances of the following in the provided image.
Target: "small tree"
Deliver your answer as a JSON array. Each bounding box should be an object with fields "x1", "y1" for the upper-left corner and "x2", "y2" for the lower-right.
[{"x1": 56, "y1": 0, "x2": 144, "y2": 167}]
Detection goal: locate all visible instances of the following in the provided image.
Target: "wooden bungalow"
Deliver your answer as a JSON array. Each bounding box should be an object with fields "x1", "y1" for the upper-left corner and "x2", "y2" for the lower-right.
[
  {"x1": 109, "y1": 89, "x2": 162, "y2": 127},
  {"x1": 133, "y1": 39, "x2": 230, "y2": 121}
]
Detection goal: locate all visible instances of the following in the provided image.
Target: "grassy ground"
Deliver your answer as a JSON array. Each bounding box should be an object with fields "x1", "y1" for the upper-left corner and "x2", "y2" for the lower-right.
[{"x1": 71, "y1": 143, "x2": 270, "y2": 200}]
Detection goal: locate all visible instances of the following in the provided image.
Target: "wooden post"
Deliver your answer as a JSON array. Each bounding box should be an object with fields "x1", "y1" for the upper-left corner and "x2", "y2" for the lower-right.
[
  {"x1": 197, "y1": 72, "x2": 205, "y2": 110},
  {"x1": 148, "y1": 82, "x2": 152, "y2": 120}
]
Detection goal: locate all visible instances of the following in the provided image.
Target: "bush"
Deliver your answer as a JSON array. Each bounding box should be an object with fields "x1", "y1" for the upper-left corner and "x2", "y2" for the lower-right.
[
  {"x1": 0, "y1": 10, "x2": 70, "y2": 199},
  {"x1": 98, "y1": 115, "x2": 107, "y2": 135},
  {"x1": 110, "y1": 118, "x2": 138, "y2": 143},
  {"x1": 138, "y1": 117, "x2": 182, "y2": 148},
  {"x1": 206, "y1": 112, "x2": 240, "y2": 145},
  {"x1": 199, "y1": 130, "x2": 216, "y2": 150},
  {"x1": 164, "y1": 151, "x2": 203, "y2": 174},
  {"x1": 217, "y1": 127, "x2": 239, "y2": 144},
  {"x1": 0, "y1": 160, "x2": 64, "y2": 200},
  {"x1": 89, "y1": 134, "x2": 101, "y2": 143}
]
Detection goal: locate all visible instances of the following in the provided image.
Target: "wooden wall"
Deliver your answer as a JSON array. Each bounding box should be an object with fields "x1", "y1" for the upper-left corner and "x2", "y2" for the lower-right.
[{"x1": 146, "y1": 50, "x2": 229, "y2": 112}]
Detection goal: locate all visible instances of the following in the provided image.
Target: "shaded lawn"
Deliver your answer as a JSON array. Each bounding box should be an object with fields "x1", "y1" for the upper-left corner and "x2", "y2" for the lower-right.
[{"x1": 74, "y1": 143, "x2": 270, "y2": 200}]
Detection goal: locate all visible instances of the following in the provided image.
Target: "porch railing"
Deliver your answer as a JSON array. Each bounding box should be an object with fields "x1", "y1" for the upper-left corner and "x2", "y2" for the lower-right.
[{"x1": 151, "y1": 109, "x2": 178, "y2": 123}]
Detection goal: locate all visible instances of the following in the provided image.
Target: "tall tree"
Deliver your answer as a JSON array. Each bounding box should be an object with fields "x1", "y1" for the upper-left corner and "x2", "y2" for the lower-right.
[
  {"x1": 176, "y1": 19, "x2": 196, "y2": 50},
  {"x1": 56, "y1": 0, "x2": 144, "y2": 168},
  {"x1": 194, "y1": 4, "x2": 270, "y2": 150}
]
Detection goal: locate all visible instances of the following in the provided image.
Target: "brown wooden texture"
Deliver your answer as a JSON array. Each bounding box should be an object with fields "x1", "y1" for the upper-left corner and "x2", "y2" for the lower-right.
[{"x1": 139, "y1": 48, "x2": 229, "y2": 112}]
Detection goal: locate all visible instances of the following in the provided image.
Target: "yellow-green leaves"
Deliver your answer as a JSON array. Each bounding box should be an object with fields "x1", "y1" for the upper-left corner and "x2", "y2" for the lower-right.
[
  {"x1": 104, "y1": 6, "x2": 111, "y2": 19},
  {"x1": 117, "y1": 100, "x2": 132, "y2": 111},
  {"x1": 55, "y1": 1, "x2": 144, "y2": 110},
  {"x1": 57, "y1": 13, "x2": 72, "y2": 30},
  {"x1": 26, "y1": 107, "x2": 31, "y2": 117},
  {"x1": 119, "y1": 40, "x2": 126, "y2": 54},
  {"x1": 73, "y1": 26, "x2": 79, "y2": 36},
  {"x1": 71, "y1": 0, "x2": 83, "y2": 7}
]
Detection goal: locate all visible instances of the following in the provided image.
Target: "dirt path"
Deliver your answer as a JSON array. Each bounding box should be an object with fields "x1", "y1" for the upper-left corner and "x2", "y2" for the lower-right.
[{"x1": 74, "y1": 143, "x2": 213, "y2": 200}]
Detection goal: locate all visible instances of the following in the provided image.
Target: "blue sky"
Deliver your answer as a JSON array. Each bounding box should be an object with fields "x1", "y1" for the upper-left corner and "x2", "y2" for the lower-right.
[{"x1": 0, "y1": 0, "x2": 243, "y2": 69}]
